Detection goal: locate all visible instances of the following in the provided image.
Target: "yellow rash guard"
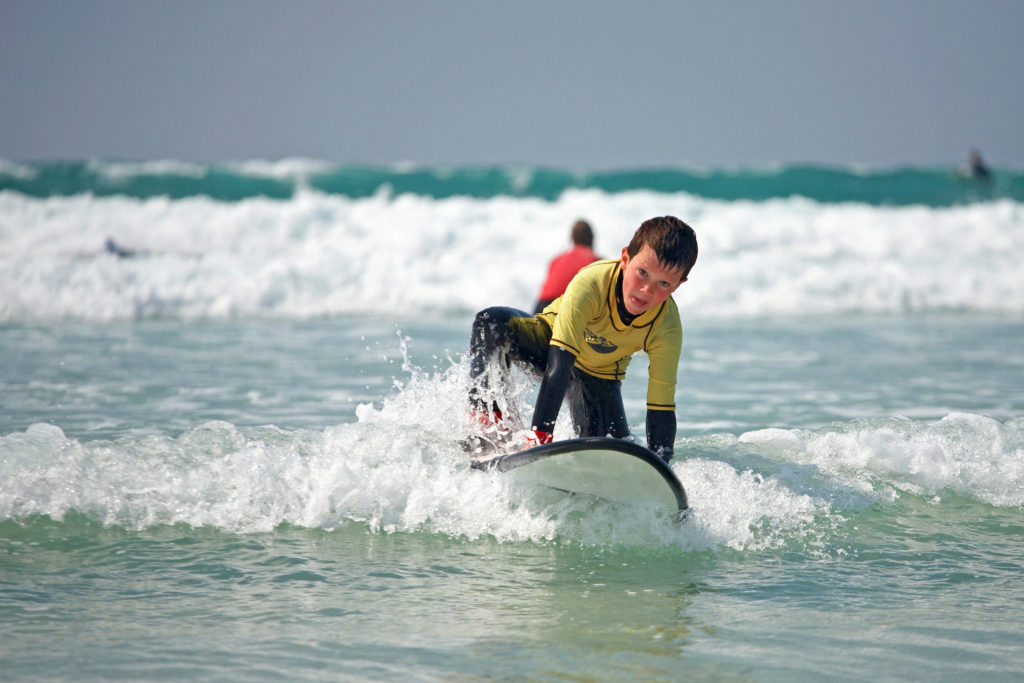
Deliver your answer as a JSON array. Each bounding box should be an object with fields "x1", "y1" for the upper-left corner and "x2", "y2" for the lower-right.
[{"x1": 535, "y1": 259, "x2": 682, "y2": 412}]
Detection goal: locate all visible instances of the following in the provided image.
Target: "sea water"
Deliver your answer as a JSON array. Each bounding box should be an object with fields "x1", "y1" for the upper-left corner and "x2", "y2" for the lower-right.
[{"x1": 2, "y1": 161, "x2": 1023, "y2": 680}]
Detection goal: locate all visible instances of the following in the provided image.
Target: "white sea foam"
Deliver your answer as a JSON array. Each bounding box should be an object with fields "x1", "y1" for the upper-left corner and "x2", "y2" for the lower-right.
[
  {"x1": 0, "y1": 405, "x2": 822, "y2": 551},
  {"x1": 2, "y1": 339, "x2": 1018, "y2": 549},
  {"x1": 734, "y1": 413, "x2": 1024, "y2": 507},
  {"x1": 6, "y1": 411, "x2": 1015, "y2": 549},
  {"x1": 0, "y1": 160, "x2": 38, "y2": 180},
  {"x1": 225, "y1": 157, "x2": 338, "y2": 181},
  {"x1": 89, "y1": 158, "x2": 209, "y2": 180},
  {"x1": 1, "y1": 189, "x2": 1023, "y2": 322}
]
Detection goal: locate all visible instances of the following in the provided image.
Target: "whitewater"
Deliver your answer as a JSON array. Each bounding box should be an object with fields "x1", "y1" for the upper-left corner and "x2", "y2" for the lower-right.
[{"x1": 1, "y1": 185, "x2": 1023, "y2": 322}]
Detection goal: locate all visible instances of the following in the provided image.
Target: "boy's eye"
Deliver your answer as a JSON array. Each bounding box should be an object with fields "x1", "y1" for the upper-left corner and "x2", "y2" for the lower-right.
[{"x1": 637, "y1": 268, "x2": 648, "y2": 278}]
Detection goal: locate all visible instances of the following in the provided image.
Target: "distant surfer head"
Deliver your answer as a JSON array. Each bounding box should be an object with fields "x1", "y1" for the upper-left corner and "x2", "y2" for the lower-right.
[
  {"x1": 619, "y1": 216, "x2": 697, "y2": 316},
  {"x1": 570, "y1": 219, "x2": 594, "y2": 248}
]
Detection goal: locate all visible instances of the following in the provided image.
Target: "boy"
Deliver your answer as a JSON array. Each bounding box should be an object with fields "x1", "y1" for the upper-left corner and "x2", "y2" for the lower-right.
[{"x1": 468, "y1": 215, "x2": 698, "y2": 462}]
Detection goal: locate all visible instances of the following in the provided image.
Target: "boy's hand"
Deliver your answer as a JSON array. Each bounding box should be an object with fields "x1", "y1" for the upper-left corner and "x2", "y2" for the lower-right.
[{"x1": 524, "y1": 429, "x2": 553, "y2": 449}]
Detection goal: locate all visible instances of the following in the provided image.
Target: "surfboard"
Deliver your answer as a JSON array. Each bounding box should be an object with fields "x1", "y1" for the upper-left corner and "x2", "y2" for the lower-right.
[{"x1": 471, "y1": 437, "x2": 688, "y2": 514}]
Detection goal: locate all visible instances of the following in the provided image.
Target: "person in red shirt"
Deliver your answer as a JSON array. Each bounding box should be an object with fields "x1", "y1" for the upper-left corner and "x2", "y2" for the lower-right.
[{"x1": 533, "y1": 220, "x2": 600, "y2": 313}]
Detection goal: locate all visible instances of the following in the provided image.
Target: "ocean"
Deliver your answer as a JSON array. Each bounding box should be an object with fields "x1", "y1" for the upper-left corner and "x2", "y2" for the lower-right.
[{"x1": 2, "y1": 160, "x2": 1023, "y2": 680}]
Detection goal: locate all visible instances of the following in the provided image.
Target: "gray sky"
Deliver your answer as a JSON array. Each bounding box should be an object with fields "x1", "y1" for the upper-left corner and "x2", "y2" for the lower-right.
[{"x1": 3, "y1": 0, "x2": 1022, "y2": 168}]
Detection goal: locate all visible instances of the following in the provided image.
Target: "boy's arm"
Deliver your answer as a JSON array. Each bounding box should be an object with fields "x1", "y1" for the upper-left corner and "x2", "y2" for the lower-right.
[
  {"x1": 532, "y1": 266, "x2": 603, "y2": 443},
  {"x1": 529, "y1": 346, "x2": 575, "y2": 441},
  {"x1": 645, "y1": 316, "x2": 682, "y2": 462},
  {"x1": 646, "y1": 410, "x2": 676, "y2": 462}
]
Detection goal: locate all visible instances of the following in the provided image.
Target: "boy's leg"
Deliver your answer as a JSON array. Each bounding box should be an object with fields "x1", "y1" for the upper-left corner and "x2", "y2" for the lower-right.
[
  {"x1": 468, "y1": 306, "x2": 551, "y2": 413},
  {"x1": 565, "y1": 372, "x2": 630, "y2": 439}
]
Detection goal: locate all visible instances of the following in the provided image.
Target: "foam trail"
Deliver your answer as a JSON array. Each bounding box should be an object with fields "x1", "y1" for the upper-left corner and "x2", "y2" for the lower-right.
[{"x1": 0, "y1": 353, "x2": 835, "y2": 551}]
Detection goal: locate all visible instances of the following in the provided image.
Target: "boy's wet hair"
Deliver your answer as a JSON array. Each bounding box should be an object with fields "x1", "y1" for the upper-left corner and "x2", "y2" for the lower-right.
[{"x1": 627, "y1": 216, "x2": 698, "y2": 279}]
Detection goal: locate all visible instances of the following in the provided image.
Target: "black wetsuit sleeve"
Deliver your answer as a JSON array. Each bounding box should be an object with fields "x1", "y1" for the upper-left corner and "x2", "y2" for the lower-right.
[
  {"x1": 646, "y1": 410, "x2": 676, "y2": 462},
  {"x1": 531, "y1": 346, "x2": 575, "y2": 433}
]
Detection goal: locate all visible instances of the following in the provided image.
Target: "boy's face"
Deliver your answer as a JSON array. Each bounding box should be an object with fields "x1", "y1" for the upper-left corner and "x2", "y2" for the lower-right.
[{"x1": 619, "y1": 244, "x2": 687, "y2": 316}]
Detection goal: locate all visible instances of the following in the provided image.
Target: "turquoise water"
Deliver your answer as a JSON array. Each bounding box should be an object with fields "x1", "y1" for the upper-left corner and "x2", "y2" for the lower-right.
[
  {"x1": 2, "y1": 159, "x2": 1019, "y2": 205},
  {"x1": 3, "y1": 161, "x2": 1024, "y2": 679},
  {"x1": 5, "y1": 501, "x2": 1019, "y2": 681}
]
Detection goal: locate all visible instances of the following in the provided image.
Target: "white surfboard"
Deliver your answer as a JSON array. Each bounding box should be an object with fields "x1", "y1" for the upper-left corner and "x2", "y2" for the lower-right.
[{"x1": 471, "y1": 437, "x2": 688, "y2": 514}]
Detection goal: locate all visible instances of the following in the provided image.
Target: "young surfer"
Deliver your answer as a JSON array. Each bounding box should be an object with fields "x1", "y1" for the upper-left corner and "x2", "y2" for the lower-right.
[{"x1": 468, "y1": 215, "x2": 698, "y2": 462}]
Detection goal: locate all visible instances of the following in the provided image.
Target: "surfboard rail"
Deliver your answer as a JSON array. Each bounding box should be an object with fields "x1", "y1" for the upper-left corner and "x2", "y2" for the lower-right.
[{"x1": 471, "y1": 437, "x2": 688, "y2": 513}]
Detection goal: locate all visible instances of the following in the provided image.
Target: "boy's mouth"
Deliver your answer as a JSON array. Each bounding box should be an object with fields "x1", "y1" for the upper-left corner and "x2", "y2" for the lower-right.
[{"x1": 627, "y1": 294, "x2": 647, "y2": 312}]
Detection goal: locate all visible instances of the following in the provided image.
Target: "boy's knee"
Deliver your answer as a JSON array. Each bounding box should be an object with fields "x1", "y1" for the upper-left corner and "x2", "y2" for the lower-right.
[
  {"x1": 473, "y1": 306, "x2": 523, "y2": 339},
  {"x1": 473, "y1": 306, "x2": 505, "y2": 330}
]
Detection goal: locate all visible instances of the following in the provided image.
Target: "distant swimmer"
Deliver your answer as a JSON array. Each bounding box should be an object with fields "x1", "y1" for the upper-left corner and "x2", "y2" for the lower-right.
[
  {"x1": 105, "y1": 237, "x2": 139, "y2": 258},
  {"x1": 533, "y1": 220, "x2": 600, "y2": 314},
  {"x1": 100, "y1": 237, "x2": 202, "y2": 260},
  {"x1": 969, "y1": 149, "x2": 991, "y2": 181},
  {"x1": 959, "y1": 149, "x2": 991, "y2": 183}
]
